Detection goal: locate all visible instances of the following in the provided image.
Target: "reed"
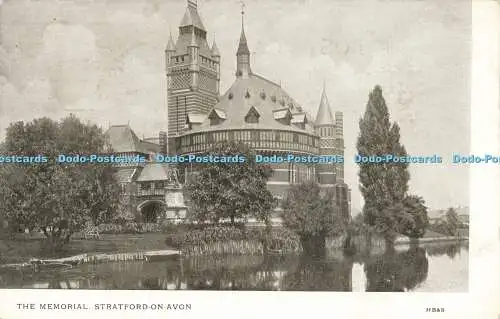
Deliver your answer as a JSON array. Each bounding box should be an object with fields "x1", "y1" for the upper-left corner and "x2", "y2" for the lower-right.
[
  {"x1": 168, "y1": 225, "x2": 302, "y2": 256},
  {"x1": 181, "y1": 240, "x2": 264, "y2": 256}
]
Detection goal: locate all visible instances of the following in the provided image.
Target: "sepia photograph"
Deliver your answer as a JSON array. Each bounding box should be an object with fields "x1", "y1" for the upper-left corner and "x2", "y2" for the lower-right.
[{"x1": 0, "y1": 0, "x2": 474, "y2": 297}]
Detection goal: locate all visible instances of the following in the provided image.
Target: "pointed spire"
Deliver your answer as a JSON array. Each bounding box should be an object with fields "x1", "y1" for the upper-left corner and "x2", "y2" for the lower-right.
[
  {"x1": 236, "y1": 3, "x2": 250, "y2": 56},
  {"x1": 315, "y1": 84, "x2": 335, "y2": 126},
  {"x1": 211, "y1": 37, "x2": 220, "y2": 57},
  {"x1": 166, "y1": 30, "x2": 176, "y2": 52}
]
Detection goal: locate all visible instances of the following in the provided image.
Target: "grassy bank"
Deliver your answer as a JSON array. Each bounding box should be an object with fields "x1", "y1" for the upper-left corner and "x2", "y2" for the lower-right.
[{"x1": 0, "y1": 233, "x2": 170, "y2": 264}]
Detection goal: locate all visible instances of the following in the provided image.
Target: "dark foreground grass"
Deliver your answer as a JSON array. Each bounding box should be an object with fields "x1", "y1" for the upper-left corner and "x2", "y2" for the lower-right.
[{"x1": 0, "y1": 233, "x2": 171, "y2": 264}]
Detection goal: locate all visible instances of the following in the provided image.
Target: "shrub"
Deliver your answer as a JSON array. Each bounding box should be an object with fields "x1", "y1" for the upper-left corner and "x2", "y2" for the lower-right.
[{"x1": 165, "y1": 225, "x2": 301, "y2": 253}]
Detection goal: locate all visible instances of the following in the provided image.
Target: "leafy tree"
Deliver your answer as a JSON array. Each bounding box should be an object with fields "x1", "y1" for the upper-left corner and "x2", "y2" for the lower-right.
[
  {"x1": 399, "y1": 195, "x2": 429, "y2": 238},
  {"x1": 444, "y1": 208, "x2": 461, "y2": 236},
  {"x1": 357, "y1": 85, "x2": 411, "y2": 243},
  {"x1": 184, "y1": 141, "x2": 275, "y2": 225},
  {"x1": 281, "y1": 181, "x2": 344, "y2": 255},
  {"x1": 0, "y1": 115, "x2": 120, "y2": 250}
]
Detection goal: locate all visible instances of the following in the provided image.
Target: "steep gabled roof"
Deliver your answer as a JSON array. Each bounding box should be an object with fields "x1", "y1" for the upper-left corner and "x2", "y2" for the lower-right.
[
  {"x1": 107, "y1": 125, "x2": 160, "y2": 154},
  {"x1": 136, "y1": 163, "x2": 171, "y2": 182},
  {"x1": 179, "y1": 3, "x2": 206, "y2": 31}
]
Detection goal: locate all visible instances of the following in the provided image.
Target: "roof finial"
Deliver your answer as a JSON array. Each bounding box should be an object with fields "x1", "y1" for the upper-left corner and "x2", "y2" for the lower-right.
[{"x1": 240, "y1": 1, "x2": 246, "y2": 26}]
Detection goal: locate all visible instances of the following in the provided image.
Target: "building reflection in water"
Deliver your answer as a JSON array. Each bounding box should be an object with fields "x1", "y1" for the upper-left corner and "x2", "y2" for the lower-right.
[{"x1": 0, "y1": 243, "x2": 467, "y2": 291}]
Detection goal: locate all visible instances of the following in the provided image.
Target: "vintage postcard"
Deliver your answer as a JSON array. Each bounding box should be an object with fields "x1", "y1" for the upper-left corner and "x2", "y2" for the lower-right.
[{"x1": 0, "y1": 0, "x2": 498, "y2": 318}]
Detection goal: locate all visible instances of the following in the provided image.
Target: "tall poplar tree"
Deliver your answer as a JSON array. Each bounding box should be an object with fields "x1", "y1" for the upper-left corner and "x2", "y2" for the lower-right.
[{"x1": 357, "y1": 85, "x2": 411, "y2": 241}]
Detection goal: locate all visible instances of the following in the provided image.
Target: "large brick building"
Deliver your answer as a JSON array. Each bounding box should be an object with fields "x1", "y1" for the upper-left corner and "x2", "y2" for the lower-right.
[{"x1": 109, "y1": 0, "x2": 351, "y2": 222}]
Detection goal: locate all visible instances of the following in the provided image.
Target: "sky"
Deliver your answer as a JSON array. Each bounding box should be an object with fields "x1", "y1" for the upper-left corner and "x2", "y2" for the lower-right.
[{"x1": 0, "y1": 0, "x2": 471, "y2": 212}]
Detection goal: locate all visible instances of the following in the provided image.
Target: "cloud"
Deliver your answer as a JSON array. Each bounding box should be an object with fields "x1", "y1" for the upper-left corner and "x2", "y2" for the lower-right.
[{"x1": 38, "y1": 23, "x2": 99, "y2": 106}]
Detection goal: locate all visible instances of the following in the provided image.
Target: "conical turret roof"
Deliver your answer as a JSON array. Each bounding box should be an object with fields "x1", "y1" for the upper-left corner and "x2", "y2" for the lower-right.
[
  {"x1": 166, "y1": 32, "x2": 176, "y2": 51},
  {"x1": 211, "y1": 40, "x2": 220, "y2": 56},
  {"x1": 237, "y1": 26, "x2": 250, "y2": 56},
  {"x1": 315, "y1": 85, "x2": 335, "y2": 126}
]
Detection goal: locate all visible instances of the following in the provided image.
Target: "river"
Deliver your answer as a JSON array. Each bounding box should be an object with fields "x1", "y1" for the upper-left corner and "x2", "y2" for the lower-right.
[{"x1": 0, "y1": 242, "x2": 468, "y2": 292}]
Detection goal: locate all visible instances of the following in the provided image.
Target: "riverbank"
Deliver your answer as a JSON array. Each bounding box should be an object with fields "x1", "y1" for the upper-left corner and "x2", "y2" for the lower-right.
[
  {"x1": 0, "y1": 249, "x2": 181, "y2": 272},
  {"x1": 0, "y1": 233, "x2": 171, "y2": 264}
]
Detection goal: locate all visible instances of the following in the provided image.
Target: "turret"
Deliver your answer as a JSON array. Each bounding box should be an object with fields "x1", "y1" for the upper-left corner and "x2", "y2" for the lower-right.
[
  {"x1": 165, "y1": 31, "x2": 176, "y2": 70},
  {"x1": 211, "y1": 39, "x2": 221, "y2": 92},
  {"x1": 236, "y1": 7, "x2": 251, "y2": 78},
  {"x1": 315, "y1": 83, "x2": 336, "y2": 186}
]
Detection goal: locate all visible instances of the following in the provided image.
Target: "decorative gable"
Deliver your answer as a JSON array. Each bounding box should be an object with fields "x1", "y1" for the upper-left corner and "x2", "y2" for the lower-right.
[
  {"x1": 208, "y1": 108, "x2": 226, "y2": 126},
  {"x1": 244, "y1": 106, "x2": 260, "y2": 124}
]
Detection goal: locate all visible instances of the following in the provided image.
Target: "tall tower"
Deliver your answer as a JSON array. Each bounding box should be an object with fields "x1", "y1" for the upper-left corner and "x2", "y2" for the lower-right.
[
  {"x1": 166, "y1": 0, "x2": 220, "y2": 153},
  {"x1": 315, "y1": 83, "x2": 337, "y2": 186},
  {"x1": 315, "y1": 84, "x2": 350, "y2": 220}
]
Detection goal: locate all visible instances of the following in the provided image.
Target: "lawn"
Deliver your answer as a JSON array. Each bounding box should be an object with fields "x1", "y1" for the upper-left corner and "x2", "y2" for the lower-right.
[{"x1": 0, "y1": 233, "x2": 170, "y2": 264}]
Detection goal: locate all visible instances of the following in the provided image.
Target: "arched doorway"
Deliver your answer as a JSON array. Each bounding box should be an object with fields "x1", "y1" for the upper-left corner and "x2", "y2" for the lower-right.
[{"x1": 138, "y1": 200, "x2": 166, "y2": 223}]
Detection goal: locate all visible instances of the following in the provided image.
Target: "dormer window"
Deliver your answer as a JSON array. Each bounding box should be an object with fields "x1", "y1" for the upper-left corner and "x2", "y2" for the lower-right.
[
  {"x1": 271, "y1": 95, "x2": 276, "y2": 103},
  {"x1": 208, "y1": 109, "x2": 226, "y2": 126},
  {"x1": 245, "y1": 90, "x2": 251, "y2": 99},
  {"x1": 245, "y1": 106, "x2": 260, "y2": 124},
  {"x1": 273, "y1": 108, "x2": 292, "y2": 125},
  {"x1": 260, "y1": 91, "x2": 266, "y2": 100},
  {"x1": 228, "y1": 92, "x2": 233, "y2": 100},
  {"x1": 279, "y1": 99, "x2": 285, "y2": 106}
]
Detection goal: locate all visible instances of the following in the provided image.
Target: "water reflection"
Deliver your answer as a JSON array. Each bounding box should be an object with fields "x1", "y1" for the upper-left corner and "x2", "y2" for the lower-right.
[
  {"x1": 0, "y1": 242, "x2": 468, "y2": 292},
  {"x1": 364, "y1": 246, "x2": 428, "y2": 291}
]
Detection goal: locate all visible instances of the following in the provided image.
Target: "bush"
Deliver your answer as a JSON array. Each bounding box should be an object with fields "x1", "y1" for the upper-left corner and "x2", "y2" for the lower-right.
[{"x1": 165, "y1": 225, "x2": 301, "y2": 252}]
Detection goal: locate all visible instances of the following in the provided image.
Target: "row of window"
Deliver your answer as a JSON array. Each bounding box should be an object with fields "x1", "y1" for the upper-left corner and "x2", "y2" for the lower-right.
[
  {"x1": 319, "y1": 127, "x2": 336, "y2": 137},
  {"x1": 137, "y1": 182, "x2": 165, "y2": 191},
  {"x1": 170, "y1": 54, "x2": 218, "y2": 68},
  {"x1": 180, "y1": 141, "x2": 318, "y2": 154},
  {"x1": 180, "y1": 131, "x2": 317, "y2": 147}
]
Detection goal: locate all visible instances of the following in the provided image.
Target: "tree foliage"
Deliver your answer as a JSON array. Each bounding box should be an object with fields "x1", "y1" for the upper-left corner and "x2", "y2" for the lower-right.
[
  {"x1": 281, "y1": 181, "x2": 345, "y2": 255},
  {"x1": 184, "y1": 141, "x2": 275, "y2": 224},
  {"x1": 0, "y1": 115, "x2": 120, "y2": 250},
  {"x1": 428, "y1": 208, "x2": 464, "y2": 237},
  {"x1": 400, "y1": 195, "x2": 429, "y2": 238},
  {"x1": 357, "y1": 85, "x2": 421, "y2": 241},
  {"x1": 281, "y1": 181, "x2": 343, "y2": 237}
]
